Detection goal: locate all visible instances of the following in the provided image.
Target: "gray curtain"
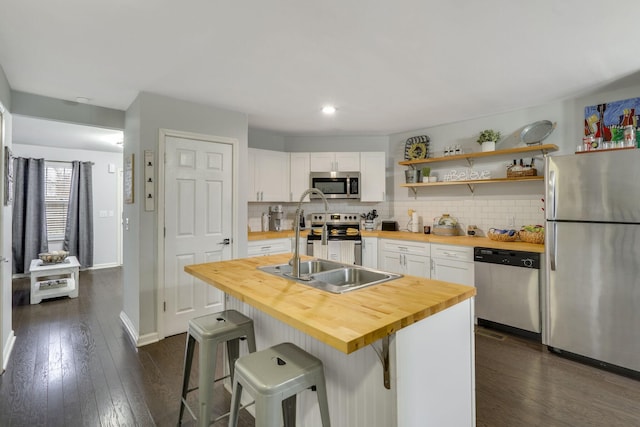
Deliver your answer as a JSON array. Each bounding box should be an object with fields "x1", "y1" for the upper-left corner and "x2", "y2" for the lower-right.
[
  {"x1": 12, "y1": 157, "x2": 48, "y2": 274},
  {"x1": 64, "y1": 161, "x2": 93, "y2": 268}
]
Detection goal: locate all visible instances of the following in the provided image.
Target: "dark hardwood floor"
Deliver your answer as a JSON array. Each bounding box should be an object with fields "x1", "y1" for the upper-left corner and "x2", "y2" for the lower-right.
[{"x1": 1, "y1": 267, "x2": 639, "y2": 426}]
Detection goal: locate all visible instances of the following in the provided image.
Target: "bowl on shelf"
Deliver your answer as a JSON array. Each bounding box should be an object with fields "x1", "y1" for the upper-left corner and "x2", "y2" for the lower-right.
[{"x1": 38, "y1": 251, "x2": 69, "y2": 264}]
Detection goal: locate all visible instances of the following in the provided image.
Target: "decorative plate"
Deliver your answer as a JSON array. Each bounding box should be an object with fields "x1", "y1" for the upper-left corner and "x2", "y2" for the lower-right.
[
  {"x1": 407, "y1": 142, "x2": 427, "y2": 160},
  {"x1": 404, "y1": 135, "x2": 430, "y2": 160}
]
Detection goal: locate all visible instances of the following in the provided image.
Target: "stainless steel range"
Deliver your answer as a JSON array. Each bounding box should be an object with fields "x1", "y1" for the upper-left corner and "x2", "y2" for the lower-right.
[{"x1": 306, "y1": 213, "x2": 362, "y2": 265}]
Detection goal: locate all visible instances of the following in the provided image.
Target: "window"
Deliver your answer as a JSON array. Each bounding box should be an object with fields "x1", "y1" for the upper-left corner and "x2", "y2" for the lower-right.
[{"x1": 45, "y1": 163, "x2": 72, "y2": 240}]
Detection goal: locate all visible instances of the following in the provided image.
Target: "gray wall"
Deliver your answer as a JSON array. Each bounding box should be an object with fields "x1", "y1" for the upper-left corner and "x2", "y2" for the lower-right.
[
  {"x1": 11, "y1": 144, "x2": 123, "y2": 268},
  {"x1": 390, "y1": 78, "x2": 640, "y2": 202},
  {"x1": 0, "y1": 65, "x2": 10, "y2": 110},
  {"x1": 248, "y1": 128, "x2": 286, "y2": 150},
  {"x1": 10, "y1": 91, "x2": 124, "y2": 130},
  {"x1": 122, "y1": 92, "x2": 248, "y2": 340}
]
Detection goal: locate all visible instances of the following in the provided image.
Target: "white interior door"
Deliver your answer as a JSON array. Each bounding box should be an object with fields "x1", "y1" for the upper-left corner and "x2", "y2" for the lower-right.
[{"x1": 163, "y1": 135, "x2": 232, "y2": 336}]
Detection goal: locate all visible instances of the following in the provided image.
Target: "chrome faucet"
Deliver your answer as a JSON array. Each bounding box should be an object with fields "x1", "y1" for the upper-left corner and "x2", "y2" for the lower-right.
[{"x1": 290, "y1": 188, "x2": 329, "y2": 279}]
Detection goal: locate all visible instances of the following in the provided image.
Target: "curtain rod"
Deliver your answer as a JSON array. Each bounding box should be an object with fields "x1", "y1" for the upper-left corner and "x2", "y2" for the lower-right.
[{"x1": 45, "y1": 159, "x2": 95, "y2": 165}]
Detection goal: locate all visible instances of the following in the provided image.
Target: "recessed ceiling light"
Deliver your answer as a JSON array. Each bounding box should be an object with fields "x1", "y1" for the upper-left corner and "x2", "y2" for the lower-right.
[
  {"x1": 75, "y1": 97, "x2": 90, "y2": 104},
  {"x1": 322, "y1": 105, "x2": 336, "y2": 115}
]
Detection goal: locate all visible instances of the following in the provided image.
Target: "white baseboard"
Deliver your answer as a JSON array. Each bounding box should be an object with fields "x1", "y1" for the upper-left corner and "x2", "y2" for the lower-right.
[
  {"x1": 119, "y1": 311, "x2": 159, "y2": 348},
  {"x1": 2, "y1": 330, "x2": 16, "y2": 373},
  {"x1": 89, "y1": 262, "x2": 121, "y2": 270}
]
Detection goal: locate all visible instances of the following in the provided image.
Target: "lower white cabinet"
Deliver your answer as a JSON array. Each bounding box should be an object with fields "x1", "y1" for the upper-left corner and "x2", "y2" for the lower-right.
[
  {"x1": 378, "y1": 238, "x2": 430, "y2": 278},
  {"x1": 431, "y1": 244, "x2": 474, "y2": 286},
  {"x1": 361, "y1": 237, "x2": 378, "y2": 269},
  {"x1": 247, "y1": 238, "x2": 292, "y2": 257}
]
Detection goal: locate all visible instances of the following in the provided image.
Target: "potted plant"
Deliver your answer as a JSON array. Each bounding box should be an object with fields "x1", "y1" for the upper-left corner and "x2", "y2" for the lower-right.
[
  {"x1": 421, "y1": 167, "x2": 431, "y2": 182},
  {"x1": 477, "y1": 129, "x2": 501, "y2": 152}
]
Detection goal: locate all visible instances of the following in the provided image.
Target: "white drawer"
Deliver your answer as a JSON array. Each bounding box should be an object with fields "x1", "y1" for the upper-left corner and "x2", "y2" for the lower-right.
[
  {"x1": 247, "y1": 238, "x2": 292, "y2": 257},
  {"x1": 379, "y1": 239, "x2": 430, "y2": 256},
  {"x1": 431, "y1": 244, "x2": 473, "y2": 262}
]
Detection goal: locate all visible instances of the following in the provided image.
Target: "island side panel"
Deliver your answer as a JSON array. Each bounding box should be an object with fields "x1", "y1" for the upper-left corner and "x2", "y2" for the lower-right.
[
  {"x1": 227, "y1": 295, "x2": 398, "y2": 427},
  {"x1": 396, "y1": 298, "x2": 476, "y2": 427}
]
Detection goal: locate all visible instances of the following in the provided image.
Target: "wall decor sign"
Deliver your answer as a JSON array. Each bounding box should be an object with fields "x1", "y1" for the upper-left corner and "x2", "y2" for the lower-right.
[
  {"x1": 4, "y1": 146, "x2": 13, "y2": 206},
  {"x1": 124, "y1": 153, "x2": 134, "y2": 204},
  {"x1": 144, "y1": 150, "x2": 154, "y2": 211},
  {"x1": 584, "y1": 96, "x2": 640, "y2": 142}
]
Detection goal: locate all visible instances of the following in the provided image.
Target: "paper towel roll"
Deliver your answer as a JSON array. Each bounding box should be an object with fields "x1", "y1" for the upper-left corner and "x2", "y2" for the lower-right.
[{"x1": 411, "y1": 212, "x2": 419, "y2": 233}]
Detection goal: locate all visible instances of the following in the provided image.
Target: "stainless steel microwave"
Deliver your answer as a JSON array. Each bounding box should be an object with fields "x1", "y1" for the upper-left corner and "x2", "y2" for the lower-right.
[{"x1": 310, "y1": 172, "x2": 360, "y2": 199}]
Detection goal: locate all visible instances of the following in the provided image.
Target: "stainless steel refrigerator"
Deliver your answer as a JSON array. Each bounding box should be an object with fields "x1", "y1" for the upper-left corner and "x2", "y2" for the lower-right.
[{"x1": 545, "y1": 150, "x2": 640, "y2": 373}]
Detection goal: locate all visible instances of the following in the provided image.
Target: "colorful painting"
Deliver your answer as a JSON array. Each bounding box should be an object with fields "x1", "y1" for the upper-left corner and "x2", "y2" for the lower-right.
[{"x1": 584, "y1": 97, "x2": 639, "y2": 142}]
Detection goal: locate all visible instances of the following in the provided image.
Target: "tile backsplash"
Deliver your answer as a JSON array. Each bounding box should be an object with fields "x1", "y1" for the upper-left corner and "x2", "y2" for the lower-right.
[
  {"x1": 248, "y1": 201, "x2": 391, "y2": 232},
  {"x1": 392, "y1": 197, "x2": 545, "y2": 235},
  {"x1": 248, "y1": 196, "x2": 544, "y2": 235}
]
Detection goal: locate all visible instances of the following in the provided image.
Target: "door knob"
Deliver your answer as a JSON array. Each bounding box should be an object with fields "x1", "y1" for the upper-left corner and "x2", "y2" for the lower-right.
[{"x1": 218, "y1": 238, "x2": 231, "y2": 245}]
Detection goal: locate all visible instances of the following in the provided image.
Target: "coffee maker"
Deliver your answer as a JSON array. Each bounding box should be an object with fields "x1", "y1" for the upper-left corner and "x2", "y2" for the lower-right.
[{"x1": 268, "y1": 205, "x2": 284, "y2": 231}]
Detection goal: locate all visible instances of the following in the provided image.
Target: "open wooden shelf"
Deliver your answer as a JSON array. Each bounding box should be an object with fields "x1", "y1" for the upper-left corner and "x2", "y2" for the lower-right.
[
  {"x1": 401, "y1": 176, "x2": 543, "y2": 194},
  {"x1": 399, "y1": 144, "x2": 558, "y2": 167}
]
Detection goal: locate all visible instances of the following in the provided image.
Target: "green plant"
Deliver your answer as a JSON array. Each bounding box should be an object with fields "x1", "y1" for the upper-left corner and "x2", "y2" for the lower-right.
[
  {"x1": 421, "y1": 167, "x2": 431, "y2": 177},
  {"x1": 477, "y1": 129, "x2": 501, "y2": 144}
]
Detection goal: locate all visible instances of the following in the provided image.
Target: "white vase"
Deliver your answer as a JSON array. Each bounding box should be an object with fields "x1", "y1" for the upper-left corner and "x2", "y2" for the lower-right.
[{"x1": 481, "y1": 141, "x2": 496, "y2": 152}]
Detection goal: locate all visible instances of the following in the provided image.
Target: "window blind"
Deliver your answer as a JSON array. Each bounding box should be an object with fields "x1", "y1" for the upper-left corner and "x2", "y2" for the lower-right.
[{"x1": 45, "y1": 163, "x2": 72, "y2": 240}]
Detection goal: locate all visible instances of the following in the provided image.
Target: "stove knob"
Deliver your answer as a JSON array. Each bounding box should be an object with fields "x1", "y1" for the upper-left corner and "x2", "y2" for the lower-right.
[{"x1": 522, "y1": 258, "x2": 534, "y2": 268}]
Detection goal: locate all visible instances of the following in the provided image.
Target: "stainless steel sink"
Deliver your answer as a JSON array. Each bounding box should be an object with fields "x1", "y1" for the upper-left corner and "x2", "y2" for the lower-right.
[
  {"x1": 258, "y1": 259, "x2": 402, "y2": 294},
  {"x1": 259, "y1": 259, "x2": 345, "y2": 276}
]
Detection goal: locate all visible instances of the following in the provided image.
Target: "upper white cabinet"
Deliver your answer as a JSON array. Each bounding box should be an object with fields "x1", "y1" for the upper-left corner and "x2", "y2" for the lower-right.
[
  {"x1": 360, "y1": 152, "x2": 386, "y2": 202},
  {"x1": 310, "y1": 152, "x2": 360, "y2": 172},
  {"x1": 290, "y1": 152, "x2": 311, "y2": 202},
  {"x1": 249, "y1": 148, "x2": 290, "y2": 202}
]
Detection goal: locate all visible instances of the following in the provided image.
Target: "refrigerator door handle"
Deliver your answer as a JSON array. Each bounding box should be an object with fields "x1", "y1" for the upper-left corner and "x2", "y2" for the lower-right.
[
  {"x1": 548, "y1": 170, "x2": 556, "y2": 219},
  {"x1": 549, "y1": 222, "x2": 557, "y2": 271}
]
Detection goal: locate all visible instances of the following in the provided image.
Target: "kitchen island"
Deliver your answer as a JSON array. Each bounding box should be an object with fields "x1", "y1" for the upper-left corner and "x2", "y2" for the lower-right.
[{"x1": 185, "y1": 254, "x2": 476, "y2": 427}]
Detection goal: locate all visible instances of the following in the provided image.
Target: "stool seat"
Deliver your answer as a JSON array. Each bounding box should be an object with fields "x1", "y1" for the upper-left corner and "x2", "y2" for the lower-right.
[
  {"x1": 189, "y1": 309, "x2": 255, "y2": 341},
  {"x1": 178, "y1": 310, "x2": 256, "y2": 427},
  {"x1": 229, "y1": 342, "x2": 331, "y2": 427}
]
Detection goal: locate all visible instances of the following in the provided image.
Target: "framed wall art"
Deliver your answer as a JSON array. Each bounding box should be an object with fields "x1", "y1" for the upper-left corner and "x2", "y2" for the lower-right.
[{"x1": 124, "y1": 153, "x2": 134, "y2": 204}]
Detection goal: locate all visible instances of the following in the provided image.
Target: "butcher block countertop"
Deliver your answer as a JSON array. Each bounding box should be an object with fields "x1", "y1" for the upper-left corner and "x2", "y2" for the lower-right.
[
  {"x1": 185, "y1": 253, "x2": 476, "y2": 354},
  {"x1": 248, "y1": 230, "x2": 544, "y2": 253}
]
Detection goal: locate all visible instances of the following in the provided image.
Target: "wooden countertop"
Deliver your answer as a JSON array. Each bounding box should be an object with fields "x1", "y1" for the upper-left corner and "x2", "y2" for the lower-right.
[
  {"x1": 248, "y1": 230, "x2": 545, "y2": 253},
  {"x1": 185, "y1": 253, "x2": 476, "y2": 354}
]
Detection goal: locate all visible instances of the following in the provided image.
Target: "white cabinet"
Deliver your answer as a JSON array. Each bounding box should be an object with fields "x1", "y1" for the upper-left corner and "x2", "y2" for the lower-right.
[
  {"x1": 378, "y1": 239, "x2": 430, "y2": 278},
  {"x1": 431, "y1": 244, "x2": 474, "y2": 286},
  {"x1": 360, "y1": 152, "x2": 386, "y2": 202},
  {"x1": 361, "y1": 237, "x2": 378, "y2": 269},
  {"x1": 310, "y1": 152, "x2": 360, "y2": 172},
  {"x1": 249, "y1": 148, "x2": 290, "y2": 202},
  {"x1": 247, "y1": 238, "x2": 292, "y2": 257},
  {"x1": 290, "y1": 152, "x2": 310, "y2": 202}
]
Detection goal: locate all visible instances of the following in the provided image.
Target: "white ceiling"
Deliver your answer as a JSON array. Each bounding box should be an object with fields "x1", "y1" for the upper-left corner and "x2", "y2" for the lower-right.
[{"x1": 2, "y1": 1, "x2": 640, "y2": 140}]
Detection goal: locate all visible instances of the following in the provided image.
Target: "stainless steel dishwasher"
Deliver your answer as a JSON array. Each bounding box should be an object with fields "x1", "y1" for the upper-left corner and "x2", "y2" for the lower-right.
[{"x1": 474, "y1": 247, "x2": 541, "y2": 335}]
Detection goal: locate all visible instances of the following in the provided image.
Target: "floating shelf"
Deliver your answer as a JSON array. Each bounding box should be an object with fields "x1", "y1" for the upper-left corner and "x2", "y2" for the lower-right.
[
  {"x1": 399, "y1": 144, "x2": 559, "y2": 168},
  {"x1": 401, "y1": 176, "x2": 543, "y2": 194}
]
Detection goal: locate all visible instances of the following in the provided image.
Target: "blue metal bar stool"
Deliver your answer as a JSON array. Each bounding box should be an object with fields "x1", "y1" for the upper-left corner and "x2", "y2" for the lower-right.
[
  {"x1": 178, "y1": 309, "x2": 257, "y2": 427},
  {"x1": 228, "y1": 342, "x2": 331, "y2": 427}
]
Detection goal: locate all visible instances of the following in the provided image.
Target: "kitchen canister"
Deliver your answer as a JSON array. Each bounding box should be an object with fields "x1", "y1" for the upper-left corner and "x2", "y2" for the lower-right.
[{"x1": 405, "y1": 169, "x2": 421, "y2": 183}]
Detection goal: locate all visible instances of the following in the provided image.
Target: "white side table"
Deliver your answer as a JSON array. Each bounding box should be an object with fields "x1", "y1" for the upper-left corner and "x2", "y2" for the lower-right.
[{"x1": 29, "y1": 256, "x2": 80, "y2": 304}]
